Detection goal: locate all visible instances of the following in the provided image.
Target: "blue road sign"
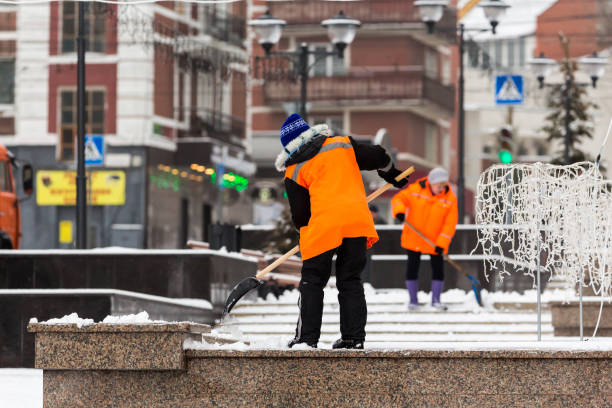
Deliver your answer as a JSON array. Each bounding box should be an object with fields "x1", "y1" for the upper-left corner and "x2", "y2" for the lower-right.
[
  {"x1": 495, "y1": 75, "x2": 524, "y2": 105},
  {"x1": 84, "y1": 135, "x2": 104, "y2": 166}
]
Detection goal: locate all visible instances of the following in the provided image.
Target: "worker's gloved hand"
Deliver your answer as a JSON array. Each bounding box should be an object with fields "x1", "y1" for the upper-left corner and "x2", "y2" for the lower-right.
[
  {"x1": 435, "y1": 246, "x2": 444, "y2": 255},
  {"x1": 395, "y1": 213, "x2": 405, "y2": 222},
  {"x1": 378, "y1": 166, "x2": 409, "y2": 189}
]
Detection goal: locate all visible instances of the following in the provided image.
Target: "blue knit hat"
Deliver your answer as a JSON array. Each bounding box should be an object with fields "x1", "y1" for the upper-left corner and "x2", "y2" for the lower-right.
[{"x1": 280, "y1": 113, "x2": 310, "y2": 148}]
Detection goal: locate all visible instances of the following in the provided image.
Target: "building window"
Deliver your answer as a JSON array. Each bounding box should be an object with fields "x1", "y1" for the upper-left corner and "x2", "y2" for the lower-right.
[
  {"x1": 481, "y1": 41, "x2": 490, "y2": 70},
  {"x1": 0, "y1": 59, "x2": 14, "y2": 104},
  {"x1": 518, "y1": 37, "x2": 525, "y2": 67},
  {"x1": 61, "y1": 2, "x2": 107, "y2": 53},
  {"x1": 425, "y1": 48, "x2": 438, "y2": 79},
  {"x1": 425, "y1": 123, "x2": 438, "y2": 163},
  {"x1": 494, "y1": 41, "x2": 502, "y2": 68},
  {"x1": 310, "y1": 44, "x2": 345, "y2": 77},
  {"x1": 59, "y1": 89, "x2": 105, "y2": 161},
  {"x1": 507, "y1": 40, "x2": 515, "y2": 67},
  {"x1": 441, "y1": 57, "x2": 451, "y2": 85}
]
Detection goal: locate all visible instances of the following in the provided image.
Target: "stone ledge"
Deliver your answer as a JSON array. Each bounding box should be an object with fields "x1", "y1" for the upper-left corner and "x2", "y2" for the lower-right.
[
  {"x1": 28, "y1": 322, "x2": 211, "y2": 371},
  {"x1": 184, "y1": 348, "x2": 612, "y2": 359},
  {"x1": 551, "y1": 300, "x2": 612, "y2": 336}
]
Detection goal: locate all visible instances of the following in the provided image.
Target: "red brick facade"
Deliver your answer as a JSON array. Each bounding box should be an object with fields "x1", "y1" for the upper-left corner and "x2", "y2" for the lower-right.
[
  {"x1": 535, "y1": 0, "x2": 598, "y2": 60},
  {"x1": 47, "y1": 63, "x2": 117, "y2": 134}
]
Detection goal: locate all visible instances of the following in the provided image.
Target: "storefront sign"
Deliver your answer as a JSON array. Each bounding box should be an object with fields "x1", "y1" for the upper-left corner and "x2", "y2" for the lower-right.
[{"x1": 36, "y1": 170, "x2": 126, "y2": 206}]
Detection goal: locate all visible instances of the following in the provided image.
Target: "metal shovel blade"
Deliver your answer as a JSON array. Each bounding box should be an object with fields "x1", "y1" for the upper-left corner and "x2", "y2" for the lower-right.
[{"x1": 222, "y1": 277, "x2": 264, "y2": 317}]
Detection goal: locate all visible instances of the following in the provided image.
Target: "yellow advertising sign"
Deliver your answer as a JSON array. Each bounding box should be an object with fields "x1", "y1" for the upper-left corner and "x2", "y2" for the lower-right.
[{"x1": 36, "y1": 170, "x2": 126, "y2": 206}]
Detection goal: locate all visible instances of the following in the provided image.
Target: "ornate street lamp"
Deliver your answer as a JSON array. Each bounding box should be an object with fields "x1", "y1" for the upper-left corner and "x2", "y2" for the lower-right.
[
  {"x1": 248, "y1": 10, "x2": 286, "y2": 56},
  {"x1": 413, "y1": 0, "x2": 448, "y2": 34},
  {"x1": 527, "y1": 52, "x2": 556, "y2": 89},
  {"x1": 249, "y1": 10, "x2": 360, "y2": 119},
  {"x1": 578, "y1": 52, "x2": 608, "y2": 88},
  {"x1": 321, "y1": 10, "x2": 361, "y2": 58},
  {"x1": 415, "y1": 0, "x2": 510, "y2": 223},
  {"x1": 479, "y1": 0, "x2": 511, "y2": 34}
]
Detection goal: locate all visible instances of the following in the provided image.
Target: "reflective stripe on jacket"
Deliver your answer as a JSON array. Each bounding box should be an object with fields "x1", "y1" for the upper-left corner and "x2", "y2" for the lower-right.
[
  {"x1": 391, "y1": 177, "x2": 458, "y2": 254},
  {"x1": 285, "y1": 136, "x2": 378, "y2": 260}
]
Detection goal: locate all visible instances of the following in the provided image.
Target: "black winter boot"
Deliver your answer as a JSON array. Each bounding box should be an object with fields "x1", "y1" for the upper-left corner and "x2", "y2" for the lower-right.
[
  {"x1": 332, "y1": 338, "x2": 364, "y2": 349},
  {"x1": 288, "y1": 338, "x2": 317, "y2": 349}
]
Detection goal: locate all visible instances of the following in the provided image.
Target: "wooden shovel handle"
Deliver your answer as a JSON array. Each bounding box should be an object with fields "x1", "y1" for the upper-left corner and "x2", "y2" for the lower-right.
[{"x1": 256, "y1": 166, "x2": 415, "y2": 280}]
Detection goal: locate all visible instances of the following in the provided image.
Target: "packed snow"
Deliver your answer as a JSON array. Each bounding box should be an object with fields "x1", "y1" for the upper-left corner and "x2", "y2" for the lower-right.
[
  {"x1": 0, "y1": 369, "x2": 42, "y2": 408},
  {"x1": 33, "y1": 311, "x2": 174, "y2": 326}
]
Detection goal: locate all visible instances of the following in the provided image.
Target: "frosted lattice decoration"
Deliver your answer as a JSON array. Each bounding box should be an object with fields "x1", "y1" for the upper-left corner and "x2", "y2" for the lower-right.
[{"x1": 473, "y1": 162, "x2": 612, "y2": 296}]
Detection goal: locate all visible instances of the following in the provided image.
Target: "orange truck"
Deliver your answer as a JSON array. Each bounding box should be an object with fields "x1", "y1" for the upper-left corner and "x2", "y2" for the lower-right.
[{"x1": 0, "y1": 144, "x2": 33, "y2": 249}]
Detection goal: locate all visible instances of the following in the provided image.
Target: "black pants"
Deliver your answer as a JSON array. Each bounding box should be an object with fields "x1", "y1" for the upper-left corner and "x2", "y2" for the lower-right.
[
  {"x1": 406, "y1": 249, "x2": 444, "y2": 281},
  {"x1": 295, "y1": 237, "x2": 367, "y2": 343}
]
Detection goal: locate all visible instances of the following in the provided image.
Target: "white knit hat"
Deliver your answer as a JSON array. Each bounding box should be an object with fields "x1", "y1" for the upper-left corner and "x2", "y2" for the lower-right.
[{"x1": 428, "y1": 167, "x2": 449, "y2": 185}]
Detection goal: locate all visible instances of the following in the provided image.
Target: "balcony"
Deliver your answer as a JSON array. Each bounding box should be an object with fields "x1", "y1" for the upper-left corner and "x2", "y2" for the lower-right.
[
  {"x1": 202, "y1": 8, "x2": 246, "y2": 48},
  {"x1": 190, "y1": 108, "x2": 245, "y2": 143},
  {"x1": 263, "y1": 71, "x2": 455, "y2": 113}
]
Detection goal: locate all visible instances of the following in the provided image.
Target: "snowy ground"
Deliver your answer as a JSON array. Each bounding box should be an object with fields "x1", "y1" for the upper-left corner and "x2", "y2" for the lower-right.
[{"x1": 0, "y1": 369, "x2": 42, "y2": 408}]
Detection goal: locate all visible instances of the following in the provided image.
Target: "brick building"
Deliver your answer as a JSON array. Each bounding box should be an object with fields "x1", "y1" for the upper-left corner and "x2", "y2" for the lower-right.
[
  {"x1": 0, "y1": 1, "x2": 252, "y2": 248},
  {"x1": 247, "y1": 0, "x2": 460, "y2": 223}
]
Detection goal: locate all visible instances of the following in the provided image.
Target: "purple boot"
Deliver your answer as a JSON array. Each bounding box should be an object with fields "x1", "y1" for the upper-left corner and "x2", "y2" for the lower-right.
[
  {"x1": 431, "y1": 280, "x2": 447, "y2": 310},
  {"x1": 405, "y1": 280, "x2": 419, "y2": 310}
]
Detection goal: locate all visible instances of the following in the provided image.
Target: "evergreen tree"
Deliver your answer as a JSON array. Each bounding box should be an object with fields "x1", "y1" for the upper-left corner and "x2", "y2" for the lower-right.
[{"x1": 541, "y1": 35, "x2": 598, "y2": 165}]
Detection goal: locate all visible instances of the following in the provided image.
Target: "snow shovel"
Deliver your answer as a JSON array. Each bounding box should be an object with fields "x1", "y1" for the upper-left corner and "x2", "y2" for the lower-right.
[
  {"x1": 222, "y1": 166, "x2": 416, "y2": 316},
  {"x1": 403, "y1": 220, "x2": 483, "y2": 306}
]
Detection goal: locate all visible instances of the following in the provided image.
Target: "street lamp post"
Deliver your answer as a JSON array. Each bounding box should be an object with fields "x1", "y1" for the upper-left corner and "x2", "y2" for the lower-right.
[
  {"x1": 529, "y1": 52, "x2": 607, "y2": 164},
  {"x1": 415, "y1": 0, "x2": 510, "y2": 223},
  {"x1": 249, "y1": 10, "x2": 360, "y2": 121}
]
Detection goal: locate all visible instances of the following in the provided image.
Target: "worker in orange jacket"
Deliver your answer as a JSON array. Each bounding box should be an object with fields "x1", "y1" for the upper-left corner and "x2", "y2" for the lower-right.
[
  {"x1": 391, "y1": 168, "x2": 458, "y2": 310},
  {"x1": 277, "y1": 113, "x2": 408, "y2": 349}
]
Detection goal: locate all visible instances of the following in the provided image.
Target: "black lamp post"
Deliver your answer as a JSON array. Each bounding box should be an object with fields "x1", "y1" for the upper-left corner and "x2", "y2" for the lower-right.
[
  {"x1": 415, "y1": 0, "x2": 510, "y2": 223},
  {"x1": 76, "y1": 2, "x2": 87, "y2": 249},
  {"x1": 249, "y1": 10, "x2": 360, "y2": 121},
  {"x1": 529, "y1": 52, "x2": 607, "y2": 164}
]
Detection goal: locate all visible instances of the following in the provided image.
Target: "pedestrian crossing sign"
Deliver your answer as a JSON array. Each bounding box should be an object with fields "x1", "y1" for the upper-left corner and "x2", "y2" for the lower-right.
[
  {"x1": 84, "y1": 135, "x2": 104, "y2": 166},
  {"x1": 495, "y1": 75, "x2": 523, "y2": 105}
]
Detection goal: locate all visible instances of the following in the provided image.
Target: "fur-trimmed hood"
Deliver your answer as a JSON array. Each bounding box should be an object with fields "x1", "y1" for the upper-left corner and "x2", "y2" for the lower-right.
[{"x1": 275, "y1": 124, "x2": 330, "y2": 172}]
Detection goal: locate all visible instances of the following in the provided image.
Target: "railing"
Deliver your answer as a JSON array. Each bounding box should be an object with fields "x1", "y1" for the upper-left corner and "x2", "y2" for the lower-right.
[
  {"x1": 264, "y1": 71, "x2": 455, "y2": 112},
  {"x1": 202, "y1": 8, "x2": 246, "y2": 47},
  {"x1": 191, "y1": 108, "x2": 245, "y2": 140},
  {"x1": 268, "y1": 0, "x2": 418, "y2": 25}
]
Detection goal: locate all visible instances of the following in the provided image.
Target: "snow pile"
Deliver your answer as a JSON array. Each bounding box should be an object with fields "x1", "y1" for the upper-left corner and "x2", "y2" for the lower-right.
[
  {"x1": 32, "y1": 311, "x2": 178, "y2": 327},
  {"x1": 184, "y1": 338, "x2": 249, "y2": 351},
  {"x1": 0, "y1": 369, "x2": 42, "y2": 408},
  {"x1": 32, "y1": 313, "x2": 94, "y2": 328},
  {"x1": 102, "y1": 311, "x2": 166, "y2": 324}
]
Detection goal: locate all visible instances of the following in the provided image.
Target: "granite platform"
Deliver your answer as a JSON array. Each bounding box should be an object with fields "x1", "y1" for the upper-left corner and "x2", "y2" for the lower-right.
[
  {"x1": 551, "y1": 299, "x2": 612, "y2": 336},
  {"x1": 29, "y1": 322, "x2": 612, "y2": 407}
]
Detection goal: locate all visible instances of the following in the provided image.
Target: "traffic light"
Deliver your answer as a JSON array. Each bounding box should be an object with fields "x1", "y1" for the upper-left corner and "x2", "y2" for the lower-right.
[{"x1": 497, "y1": 126, "x2": 515, "y2": 164}]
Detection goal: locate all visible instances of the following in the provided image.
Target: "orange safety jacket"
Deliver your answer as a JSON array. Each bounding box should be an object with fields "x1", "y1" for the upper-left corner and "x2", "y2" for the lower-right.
[
  {"x1": 391, "y1": 177, "x2": 458, "y2": 254},
  {"x1": 285, "y1": 136, "x2": 378, "y2": 260}
]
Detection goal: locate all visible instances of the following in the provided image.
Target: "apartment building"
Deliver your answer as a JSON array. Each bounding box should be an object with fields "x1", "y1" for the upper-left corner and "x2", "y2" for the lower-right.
[
  {"x1": 0, "y1": 1, "x2": 251, "y2": 248},
  {"x1": 248, "y1": 0, "x2": 459, "y2": 222}
]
